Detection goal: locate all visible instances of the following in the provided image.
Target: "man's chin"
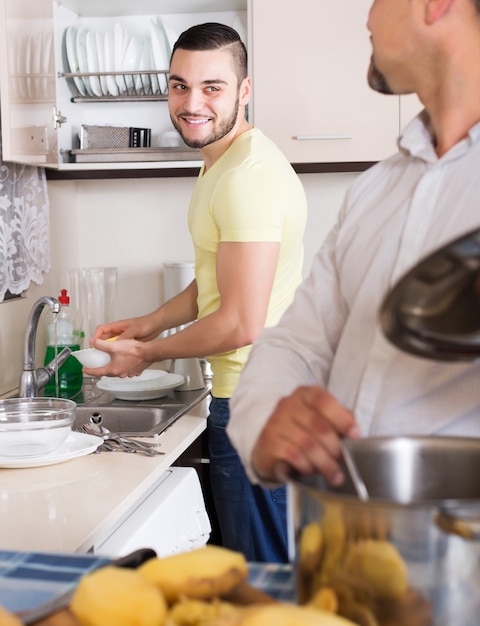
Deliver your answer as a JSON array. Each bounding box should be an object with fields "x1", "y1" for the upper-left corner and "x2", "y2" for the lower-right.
[
  {"x1": 181, "y1": 138, "x2": 205, "y2": 149},
  {"x1": 367, "y1": 60, "x2": 394, "y2": 95}
]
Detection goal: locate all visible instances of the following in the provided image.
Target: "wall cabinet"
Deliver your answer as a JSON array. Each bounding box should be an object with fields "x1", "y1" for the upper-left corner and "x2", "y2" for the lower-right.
[
  {"x1": 250, "y1": 0, "x2": 422, "y2": 164},
  {"x1": 0, "y1": 0, "x2": 421, "y2": 172},
  {"x1": 0, "y1": 0, "x2": 247, "y2": 171}
]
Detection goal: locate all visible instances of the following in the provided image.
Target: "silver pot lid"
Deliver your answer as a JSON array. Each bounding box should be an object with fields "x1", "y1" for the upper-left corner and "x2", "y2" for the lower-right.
[{"x1": 380, "y1": 227, "x2": 480, "y2": 360}]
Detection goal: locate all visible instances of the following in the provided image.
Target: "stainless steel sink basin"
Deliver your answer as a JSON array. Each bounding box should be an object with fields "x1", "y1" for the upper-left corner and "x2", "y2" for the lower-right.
[
  {"x1": 73, "y1": 384, "x2": 210, "y2": 437},
  {"x1": 74, "y1": 405, "x2": 181, "y2": 436}
]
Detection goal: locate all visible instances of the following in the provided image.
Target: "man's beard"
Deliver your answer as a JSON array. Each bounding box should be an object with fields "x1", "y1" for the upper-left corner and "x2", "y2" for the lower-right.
[
  {"x1": 367, "y1": 57, "x2": 393, "y2": 95},
  {"x1": 171, "y1": 96, "x2": 240, "y2": 149}
]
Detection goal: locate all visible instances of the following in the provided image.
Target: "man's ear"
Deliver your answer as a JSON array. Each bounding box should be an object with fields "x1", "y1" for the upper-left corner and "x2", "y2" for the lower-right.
[
  {"x1": 425, "y1": 0, "x2": 454, "y2": 24},
  {"x1": 239, "y1": 76, "x2": 251, "y2": 106}
]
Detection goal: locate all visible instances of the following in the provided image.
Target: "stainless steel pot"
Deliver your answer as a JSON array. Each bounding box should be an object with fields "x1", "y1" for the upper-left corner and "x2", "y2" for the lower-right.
[{"x1": 289, "y1": 436, "x2": 480, "y2": 626}]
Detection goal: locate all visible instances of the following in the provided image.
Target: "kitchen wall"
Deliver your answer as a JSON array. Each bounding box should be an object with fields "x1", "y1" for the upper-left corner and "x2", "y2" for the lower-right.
[{"x1": 0, "y1": 171, "x2": 358, "y2": 395}]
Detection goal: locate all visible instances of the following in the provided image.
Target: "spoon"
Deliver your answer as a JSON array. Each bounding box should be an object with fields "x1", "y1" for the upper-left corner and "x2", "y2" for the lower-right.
[
  {"x1": 339, "y1": 440, "x2": 369, "y2": 501},
  {"x1": 87, "y1": 423, "x2": 160, "y2": 447},
  {"x1": 82, "y1": 424, "x2": 164, "y2": 456}
]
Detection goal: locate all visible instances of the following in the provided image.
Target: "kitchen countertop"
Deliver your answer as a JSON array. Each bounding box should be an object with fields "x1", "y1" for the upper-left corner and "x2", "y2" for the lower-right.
[{"x1": 0, "y1": 394, "x2": 209, "y2": 553}]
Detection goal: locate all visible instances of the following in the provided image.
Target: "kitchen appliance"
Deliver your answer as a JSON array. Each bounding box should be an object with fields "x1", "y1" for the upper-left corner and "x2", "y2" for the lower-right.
[
  {"x1": 163, "y1": 262, "x2": 205, "y2": 391},
  {"x1": 289, "y1": 436, "x2": 480, "y2": 626},
  {"x1": 93, "y1": 466, "x2": 211, "y2": 558}
]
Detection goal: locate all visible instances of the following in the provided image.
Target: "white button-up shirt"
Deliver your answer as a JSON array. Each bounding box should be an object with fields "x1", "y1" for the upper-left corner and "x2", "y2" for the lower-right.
[{"x1": 228, "y1": 112, "x2": 480, "y2": 482}]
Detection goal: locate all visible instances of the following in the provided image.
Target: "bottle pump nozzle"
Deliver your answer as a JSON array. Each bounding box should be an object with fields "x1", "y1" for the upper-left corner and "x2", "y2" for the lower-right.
[{"x1": 59, "y1": 289, "x2": 70, "y2": 305}]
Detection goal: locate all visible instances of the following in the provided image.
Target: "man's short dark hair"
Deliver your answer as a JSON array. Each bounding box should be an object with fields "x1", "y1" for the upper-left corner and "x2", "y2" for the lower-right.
[{"x1": 171, "y1": 22, "x2": 248, "y2": 84}]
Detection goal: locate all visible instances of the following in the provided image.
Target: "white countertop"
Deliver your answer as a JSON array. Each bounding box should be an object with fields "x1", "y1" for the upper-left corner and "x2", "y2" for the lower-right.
[{"x1": 0, "y1": 397, "x2": 209, "y2": 553}]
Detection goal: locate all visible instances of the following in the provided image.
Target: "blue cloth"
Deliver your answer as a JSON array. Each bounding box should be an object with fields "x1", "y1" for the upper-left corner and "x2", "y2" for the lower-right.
[{"x1": 207, "y1": 396, "x2": 288, "y2": 563}]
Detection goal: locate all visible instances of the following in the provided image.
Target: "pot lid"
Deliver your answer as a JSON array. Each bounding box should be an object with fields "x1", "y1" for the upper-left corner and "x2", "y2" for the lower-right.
[{"x1": 380, "y1": 227, "x2": 480, "y2": 360}]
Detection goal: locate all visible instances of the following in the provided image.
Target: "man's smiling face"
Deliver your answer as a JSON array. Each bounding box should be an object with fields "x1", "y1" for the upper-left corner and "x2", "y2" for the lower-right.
[{"x1": 168, "y1": 47, "x2": 248, "y2": 149}]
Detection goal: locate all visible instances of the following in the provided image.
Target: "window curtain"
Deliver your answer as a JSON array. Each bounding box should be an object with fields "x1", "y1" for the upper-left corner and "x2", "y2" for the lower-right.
[{"x1": 0, "y1": 132, "x2": 50, "y2": 302}]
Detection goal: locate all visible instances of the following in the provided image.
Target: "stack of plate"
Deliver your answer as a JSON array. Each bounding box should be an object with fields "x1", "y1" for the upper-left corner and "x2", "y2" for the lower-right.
[
  {"x1": 97, "y1": 369, "x2": 185, "y2": 400},
  {"x1": 64, "y1": 17, "x2": 178, "y2": 97}
]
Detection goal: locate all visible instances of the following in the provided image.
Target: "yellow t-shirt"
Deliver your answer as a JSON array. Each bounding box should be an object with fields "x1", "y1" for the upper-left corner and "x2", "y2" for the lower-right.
[{"x1": 188, "y1": 127, "x2": 307, "y2": 397}]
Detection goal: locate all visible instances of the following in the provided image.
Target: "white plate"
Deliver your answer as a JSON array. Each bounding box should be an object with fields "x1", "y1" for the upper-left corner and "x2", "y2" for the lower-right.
[
  {"x1": 114, "y1": 22, "x2": 128, "y2": 93},
  {"x1": 122, "y1": 35, "x2": 142, "y2": 92},
  {"x1": 104, "y1": 30, "x2": 119, "y2": 96},
  {"x1": 76, "y1": 26, "x2": 94, "y2": 96},
  {"x1": 97, "y1": 372, "x2": 185, "y2": 401},
  {"x1": 0, "y1": 432, "x2": 102, "y2": 469},
  {"x1": 99, "y1": 369, "x2": 169, "y2": 391},
  {"x1": 95, "y1": 31, "x2": 108, "y2": 95},
  {"x1": 156, "y1": 16, "x2": 178, "y2": 56},
  {"x1": 65, "y1": 26, "x2": 86, "y2": 96},
  {"x1": 150, "y1": 20, "x2": 169, "y2": 94},
  {"x1": 85, "y1": 30, "x2": 102, "y2": 96}
]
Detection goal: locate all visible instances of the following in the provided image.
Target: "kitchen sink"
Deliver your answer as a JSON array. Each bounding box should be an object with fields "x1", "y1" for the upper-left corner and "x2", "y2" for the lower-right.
[
  {"x1": 74, "y1": 405, "x2": 181, "y2": 436},
  {"x1": 73, "y1": 382, "x2": 210, "y2": 437}
]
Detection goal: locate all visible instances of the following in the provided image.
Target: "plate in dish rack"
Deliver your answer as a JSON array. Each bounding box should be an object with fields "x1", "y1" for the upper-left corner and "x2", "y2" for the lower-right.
[{"x1": 0, "y1": 433, "x2": 102, "y2": 468}]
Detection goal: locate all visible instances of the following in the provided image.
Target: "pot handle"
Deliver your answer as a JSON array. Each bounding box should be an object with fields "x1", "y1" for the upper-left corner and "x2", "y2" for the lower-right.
[{"x1": 435, "y1": 508, "x2": 480, "y2": 540}]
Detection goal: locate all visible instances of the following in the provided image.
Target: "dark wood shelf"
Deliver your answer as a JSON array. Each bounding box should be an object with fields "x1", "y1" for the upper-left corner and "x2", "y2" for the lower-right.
[{"x1": 46, "y1": 161, "x2": 375, "y2": 181}]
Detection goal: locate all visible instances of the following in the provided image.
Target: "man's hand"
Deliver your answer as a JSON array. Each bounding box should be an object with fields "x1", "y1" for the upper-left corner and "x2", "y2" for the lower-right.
[{"x1": 251, "y1": 386, "x2": 360, "y2": 485}]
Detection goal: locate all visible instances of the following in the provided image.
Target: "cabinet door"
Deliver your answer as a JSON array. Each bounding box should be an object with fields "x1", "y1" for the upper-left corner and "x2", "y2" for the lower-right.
[
  {"x1": 0, "y1": 0, "x2": 60, "y2": 167},
  {"x1": 251, "y1": 0, "x2": 401, "y2": 163}
]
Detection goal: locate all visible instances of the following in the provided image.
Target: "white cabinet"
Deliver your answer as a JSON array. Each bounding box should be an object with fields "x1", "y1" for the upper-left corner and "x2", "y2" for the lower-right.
[
  {"x1": 0, "y1": 0, "x2": 423, "y2": 171},
  {"x1": 0, "y1": 0, "x2": 247, "y2": 170},
  {"x1": 250, "y1": 0, "x2": 422, "y2": 164}
]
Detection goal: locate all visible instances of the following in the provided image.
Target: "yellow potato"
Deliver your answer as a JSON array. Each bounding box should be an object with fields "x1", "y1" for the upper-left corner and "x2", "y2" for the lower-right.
[
  {"x1": 343, "y1": 540, "x2": 408, "y2": 600},
  {"x1": 70, "y1": 565, "x2": 167, "y2": 626},
  {"x1": 320, "y1": 505, "x2": 347, "y2": 582},
  {"x1": 337, "y1": 598, "x2": 380, "y2": 626},
  {"x1": 168, "y1": 597, "x2": 244, "y2": 626},
  {"x1": 0, "y1": 605, "x2": 23, "y2": 626},
  {"x1": 239, "y1": 603, "x2": 358, "y2": 626},
  {"x1": 308, "y1": 586, "x2": 338, "y2": 613},
  {"x1": 138, "y1": 546, "x2": 248, "y2": 604},
  {"x1": 299, "y1": 522, "x2": 324, "y2": 573}
]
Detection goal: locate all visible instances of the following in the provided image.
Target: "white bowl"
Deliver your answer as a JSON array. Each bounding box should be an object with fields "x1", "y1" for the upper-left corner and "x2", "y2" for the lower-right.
[
  {"x1": 0, "y1": 398, "x2": 76, "y2": 458},
  {"x1": 72, "y1": 348, "x2": 111, "y2": 368}
]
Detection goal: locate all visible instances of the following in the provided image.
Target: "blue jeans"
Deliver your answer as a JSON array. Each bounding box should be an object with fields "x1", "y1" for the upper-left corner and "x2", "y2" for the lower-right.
[{"x1": 207, "y1": 396, "x2": 288, "y2": 563}]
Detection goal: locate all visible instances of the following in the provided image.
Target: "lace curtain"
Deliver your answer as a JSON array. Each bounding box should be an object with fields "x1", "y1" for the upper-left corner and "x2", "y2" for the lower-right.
[{"x1": 0, "y1": 134, "x2": 50, "y2": 302}]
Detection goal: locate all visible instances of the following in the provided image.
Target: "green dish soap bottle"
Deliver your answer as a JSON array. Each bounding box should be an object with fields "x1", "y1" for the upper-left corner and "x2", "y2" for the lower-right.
[{"x1": 44, "y1": 289, "x2": 84, "y2": 398}]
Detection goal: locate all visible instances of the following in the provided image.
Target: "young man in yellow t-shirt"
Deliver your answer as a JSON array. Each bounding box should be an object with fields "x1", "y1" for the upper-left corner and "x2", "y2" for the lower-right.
[{"x1": 87, "y1": 22, "x2": 307, "y2": 563}]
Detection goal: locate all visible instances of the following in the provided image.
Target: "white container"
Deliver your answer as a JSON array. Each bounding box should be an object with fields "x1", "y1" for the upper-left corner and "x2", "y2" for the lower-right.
[{"x1": 163, "y1": 261, "x2": 195, "y2": 302}]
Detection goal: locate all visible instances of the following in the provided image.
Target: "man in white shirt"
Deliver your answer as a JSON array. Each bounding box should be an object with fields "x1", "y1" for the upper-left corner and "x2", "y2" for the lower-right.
[{"x1": 227, "y1": 0, "x2": 480, "y2": 487}]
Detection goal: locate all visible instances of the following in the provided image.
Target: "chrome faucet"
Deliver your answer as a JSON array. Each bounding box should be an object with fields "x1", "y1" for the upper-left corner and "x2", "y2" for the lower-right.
[{"x1": 19, "y1": 296, "x2": 72, "y2": 398}]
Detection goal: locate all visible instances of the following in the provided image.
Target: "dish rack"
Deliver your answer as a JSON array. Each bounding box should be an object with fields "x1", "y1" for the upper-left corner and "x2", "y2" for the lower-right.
[{"x1": 60, "y1": 70, "x2": 169, "y2": 102}]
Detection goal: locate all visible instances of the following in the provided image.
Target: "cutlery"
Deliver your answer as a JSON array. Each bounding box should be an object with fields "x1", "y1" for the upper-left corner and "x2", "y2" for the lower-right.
[{"x1": 82, "y1": 424, "x2": 164, "y2": 456}]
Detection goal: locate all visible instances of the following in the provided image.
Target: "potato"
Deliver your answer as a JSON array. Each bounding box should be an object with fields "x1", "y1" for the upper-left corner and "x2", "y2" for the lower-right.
[
  {"x1": 320, "y1": 505, "x2": 347, "y2": 582},
  {"x1": 138, "y1": 546, "x2": 248, "y2": 604},
  {"x1": 168, "y1": 597, "x2": 245, "y2": 626},
  {"x1": 0, "y1": 605, "x2": 23, "y2": 626},
  {"x1": 308, "y1": 587, "x2": 338, "y2": 613},
  {"x1": 343, "y1": 540, "x2": 408, "y2": 600},
  {"x1": 239, "y1": 604, "x2": 358, "y2": 626},
  {"x1": 70, "y1": 565, "x2": 167, "y2": 626},
  {"x1": 299, "y1": 522, "x2": 324, "y2": 573}
]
